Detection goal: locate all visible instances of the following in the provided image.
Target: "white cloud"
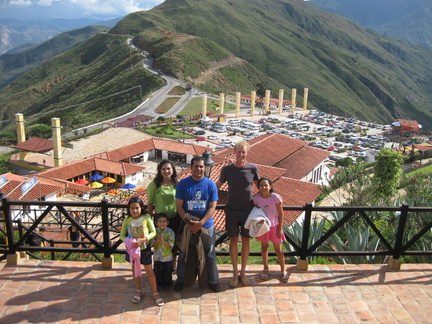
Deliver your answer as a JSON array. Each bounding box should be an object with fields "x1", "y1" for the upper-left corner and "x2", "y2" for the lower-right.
[{"x1": 1, "y1": 0, "x2": 165, "y2": 19}]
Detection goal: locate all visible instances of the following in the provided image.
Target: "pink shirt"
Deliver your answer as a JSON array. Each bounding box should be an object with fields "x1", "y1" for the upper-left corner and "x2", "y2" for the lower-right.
[{"x1": 253, "y1": 193, "x2": 282, "y2": 227}]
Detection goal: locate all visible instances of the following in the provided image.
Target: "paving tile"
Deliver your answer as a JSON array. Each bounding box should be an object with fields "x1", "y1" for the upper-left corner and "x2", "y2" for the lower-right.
[
  {"x1": 2, "y1": 260, "x2": 432, "y2": 323},
  {"x1": 239, "y1": 309, "x2": 260, "y2": 322}
]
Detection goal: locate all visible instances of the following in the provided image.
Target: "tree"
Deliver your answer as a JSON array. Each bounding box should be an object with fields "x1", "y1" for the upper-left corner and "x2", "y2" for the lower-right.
[
  {"x1": 0, "y1": 132, "x2": 16, "y2": 145},
  {"x1": 256, "y1": 83, "x2": 266, "y2": 107},
  {"x1": 371, "y1": 148, "x2": 404, "y2": 203},
  {"x1": 335, "y1": 157, "x2": 353, "y2": 167},
  {"x1": 29, "y1": 124, "x2": 52, "y2": 139}
]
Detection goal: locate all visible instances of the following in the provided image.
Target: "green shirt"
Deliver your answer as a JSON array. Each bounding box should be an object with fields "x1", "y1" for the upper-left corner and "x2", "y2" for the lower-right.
[
  {"x1": 120, "y1": 214, "x2": 156, "y2": 249},
  {"x1": 147, "y1": 180, "x2": 177, "y2": 218},
  {"x1": 151, "y1": 227, "x2": 175, "y2": 262}
]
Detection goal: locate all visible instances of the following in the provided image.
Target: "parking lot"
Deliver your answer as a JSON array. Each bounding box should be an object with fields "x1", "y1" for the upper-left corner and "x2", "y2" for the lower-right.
[{"x1": 188, "y1": 109, "x2": 394, "y2": 163}]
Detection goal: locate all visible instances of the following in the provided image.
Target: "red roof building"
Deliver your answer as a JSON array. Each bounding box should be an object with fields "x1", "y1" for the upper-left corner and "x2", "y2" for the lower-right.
[
  {"x1": 392, "y1": 119, "x2": 421, "y2": 135},
  {"x1": 13, "y1": 137, "x2": 54, "y2": 153}
]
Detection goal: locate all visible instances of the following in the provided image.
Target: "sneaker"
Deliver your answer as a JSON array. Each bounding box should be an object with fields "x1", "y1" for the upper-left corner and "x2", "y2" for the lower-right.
[
  {"x1": 209, "y1": 284, "x2": 221, "y2": 292},
  {"x1": 174, "y1": 281, "x2": 184, "y2": 291}
]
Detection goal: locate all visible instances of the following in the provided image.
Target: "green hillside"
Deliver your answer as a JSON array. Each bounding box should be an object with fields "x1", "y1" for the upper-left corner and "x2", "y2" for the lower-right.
[
  {"x1": 0, "y1": 26, "x2": 109, "y2": 90},
  {"x1": 0, "y1": 33, "x2": 164, "y2": 132},
  {"x1": 1, "y1": 0, "x2": 432, "y2": 134},
  {"x1": 111, "y1": 0, "x2": 432, "y2": 128},
  {"x1": 308, "y1": 0, "x2": 432, "y2": 49}
]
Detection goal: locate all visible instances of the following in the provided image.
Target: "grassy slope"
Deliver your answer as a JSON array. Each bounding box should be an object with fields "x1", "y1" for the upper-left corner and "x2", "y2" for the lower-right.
[
  {"x1": 111, "y1": 0, "x2": 432, "y2": 128},
  {"x1": 1, "y1": 0, "x2": 432, "y2": 134},
  {"x1": 0, "y1": 33, "x2": 164, "y2": 131},
  {"x1": 0, "y1": 26, "x2": 109, "y2": 90}
]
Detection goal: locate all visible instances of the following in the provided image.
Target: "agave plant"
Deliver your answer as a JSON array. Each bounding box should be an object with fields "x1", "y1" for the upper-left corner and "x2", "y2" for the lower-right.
[{"x1": 283, "y1": 216, "x2": 329, "y2": 262}]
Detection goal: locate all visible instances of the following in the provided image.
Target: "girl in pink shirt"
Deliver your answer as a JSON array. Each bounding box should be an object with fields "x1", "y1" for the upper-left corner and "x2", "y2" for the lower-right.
[{"x1": 253, "y1": 177, "x2": 288, "y2": 283}]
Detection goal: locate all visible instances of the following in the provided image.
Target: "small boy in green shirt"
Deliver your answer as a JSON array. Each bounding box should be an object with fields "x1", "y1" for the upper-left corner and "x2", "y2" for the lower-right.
[{"x1": 151, "y1": 213, "x2": 175, "y2": 290}]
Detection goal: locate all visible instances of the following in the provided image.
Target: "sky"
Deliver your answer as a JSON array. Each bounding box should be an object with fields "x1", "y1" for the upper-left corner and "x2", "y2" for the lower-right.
[{"x1": 0, "y1": 0, "x2": 165, "y2": 20}]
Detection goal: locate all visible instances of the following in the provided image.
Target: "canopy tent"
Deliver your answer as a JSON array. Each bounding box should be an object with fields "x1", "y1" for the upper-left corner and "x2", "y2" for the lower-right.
[
  {"x1": 89, "y1": 174, "x2": 103, "y2": 181},
  {"x1": 88, "y1": 181, "x2": 103, "y2": 189},
  {"x1": 121, "y1": 183, "x2": 136, "y2": 190},
  {"x1": 75, "y1": 179, "x2": 89, "y2": 185}
]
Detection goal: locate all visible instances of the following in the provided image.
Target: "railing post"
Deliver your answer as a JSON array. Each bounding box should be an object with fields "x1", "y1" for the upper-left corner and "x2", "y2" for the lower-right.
[
  {"x1": 389, "y1": 204, "x2": 409, "y2": 270},
  {"x1": 50, "y1": 240, "x2": 55, "y2": 260},
  {"x1": 101, "y1": 198, "x2": 114, "y2": 269},
  {"x1": 3, "y1": 195, "x2": 21, "y2": 265},
  {"x1": 297, "y1": 203, "x2": 312, "y2": 271}
]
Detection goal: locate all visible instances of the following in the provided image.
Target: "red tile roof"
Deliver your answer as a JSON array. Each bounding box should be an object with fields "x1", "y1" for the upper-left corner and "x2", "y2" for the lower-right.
[
  {"x1": 214, "y1": 134, "x2": 329, "y2": 180},
  {"x1": 90, "y1": 138, "x2": 209, "y2": 161},
  {"x1": 13, "y1": 137, "x2": 54, "y2": 153},
  {"x1": 0, "y1": 173, "x2": 64, "y2": 201},
  {"x1": 276, "y1": 145, "x2": 330, "y2": 180},
  {"x1": 36, "y1": 157, "x2": 144, "y2": 180},
  {"x1": 395, "y1": 119, "x2": 420, "y2": 128},
  {"x1": 174, "y1": 160, "x2": 321, "y2": 231}
]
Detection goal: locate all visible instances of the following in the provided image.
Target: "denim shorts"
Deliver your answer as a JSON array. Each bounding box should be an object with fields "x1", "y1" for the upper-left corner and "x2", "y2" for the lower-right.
[{"x1": 125, "y1": 244, "x2": 152, "y2": 265}]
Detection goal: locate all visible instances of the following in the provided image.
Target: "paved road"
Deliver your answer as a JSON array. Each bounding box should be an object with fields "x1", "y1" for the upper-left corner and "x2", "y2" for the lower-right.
[{"x1": 77, "y1": 38, "x2": 196, "y2": 132}]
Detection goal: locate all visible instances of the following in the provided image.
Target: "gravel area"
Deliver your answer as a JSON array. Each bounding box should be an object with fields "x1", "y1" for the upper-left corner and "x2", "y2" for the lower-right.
[{"x1": 62, "y1": 127, "x2": 152, "y2": 162}]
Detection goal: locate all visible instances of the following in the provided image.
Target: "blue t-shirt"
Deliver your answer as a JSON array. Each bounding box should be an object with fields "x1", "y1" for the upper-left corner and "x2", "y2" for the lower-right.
[{"x1": 175, "y1": 176, "x2": 218, "y2": 228}]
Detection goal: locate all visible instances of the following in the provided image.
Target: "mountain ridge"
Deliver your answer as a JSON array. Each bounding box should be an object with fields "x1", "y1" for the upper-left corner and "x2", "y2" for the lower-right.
[
  {"x1": 308, "y1": 0, "x2": 432, "y2": 49},
  {"x1": 1, "y1": 0, "x2": 432, "y2": 135},
  {"x1": 0, "y1": 17, "x2": 122, "y2": 55}
]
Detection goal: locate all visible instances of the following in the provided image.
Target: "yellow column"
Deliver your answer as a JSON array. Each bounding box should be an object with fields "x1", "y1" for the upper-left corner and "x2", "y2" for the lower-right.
[
  {"x1": 235, "y1": 92, "x2": 241, "y2": 118},
  {"x1": 278, "y1": 89, "x2": 284, "y2": 114},
  {"x1": 52, "y1": 118, "x2": 63, "y2": 166},
  {"x1": 219, "y1": 93, "x2": 225, "y2": 115},
  {"x1": 15, "y1": 113, "x2": 27, "y2": 160},
  {"x1": 265, "y1": 90, "x2": 270, "y2": 114},
  {"x1": 219, "y1": 93, "x2": 225, "y2": 122},
  {"x1": 303, "y1": 88, "x2": 309, "y2": 111},
  {"x1": 291, "y1": 88, "x2": 297, "y2": 114},
  {"x1": 250, "y1": 91, "x2": 256, "y2": 117},
  {"x1": 202, "y1": 94, "x2": 207, "y2": 119}
]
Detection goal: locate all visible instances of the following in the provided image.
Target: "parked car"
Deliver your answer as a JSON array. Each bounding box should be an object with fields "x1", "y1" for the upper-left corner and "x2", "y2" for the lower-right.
[
  {"x1": 196, "y1": 136, "x2": 206, "y2": 141},
  {"x1": 207, "y1": 135, "x2": 219, "y2": 140},
  {"x1": 193, "y1": 130, "x2": 206, "y2": 135},
  {"x1": 215, "y1": 143, "x2": 231, "y2": 149}
]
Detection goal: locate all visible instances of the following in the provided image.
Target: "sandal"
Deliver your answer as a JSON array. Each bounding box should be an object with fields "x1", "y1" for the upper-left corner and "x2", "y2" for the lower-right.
[
  {"x1": 281, "y1": 271, "x2": 289, "y2": 283},
  {"x1": 239, "y1": 276, "x2": 250, "y2": 286},
  {"x1": 228, "y1": 277, "x2": 238, "y2": 289},
  {"x1": 132, "y1": 290, "x2": 142, "y2": 304},
  {"x1": 260, "y1": 269, "x2": 269, "y2": 281},
  {"x1": 153, "y1": 292, "x2": 164, "y2": 307}
]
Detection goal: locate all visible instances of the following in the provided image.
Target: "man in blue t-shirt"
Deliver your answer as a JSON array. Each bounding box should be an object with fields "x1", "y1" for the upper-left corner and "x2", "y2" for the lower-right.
[{"x1": 174, "y1": 155, "x2": 220, "y2": 292}]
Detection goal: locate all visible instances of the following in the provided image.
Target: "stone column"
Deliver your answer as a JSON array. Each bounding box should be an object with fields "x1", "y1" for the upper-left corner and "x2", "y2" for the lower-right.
[
  {"x1": 250, "y1": 91, "x2": 256, "y2": 117},
  {"x1": 52, "y1": 118, "x2": 63, "y2": 166},
  {"x1": 303, "y1": 88, "x2": 309, "y2": 111},
  {"x1": 202, "y1": 94, "x2": 207, "y2": 120},
  {"x1": 15, "y1": 113, "x2": 27, "y2": 160},
  {"x1": 278, "y1": 89, "x2": 284, "y2": 114},
  {"x1": 291, "y1": 88, "x2": 297, "y2": 114},
  {"x1": 235, "y1": 92, "x2": 241, "y2": 118},
  {"x1": 219, "y1": 93, "x2": 225, "y2": 115},
  {"x1": 265, "y1": 90, "x2": 270, "y2": 115}
]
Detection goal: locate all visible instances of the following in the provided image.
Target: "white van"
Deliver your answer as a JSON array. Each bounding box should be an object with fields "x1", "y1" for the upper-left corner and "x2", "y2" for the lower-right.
[
  {"x1": 248, "y1": 124, "x2": 261, "y2": 131},
  {"x1": 321, "y1": 127, "x2": 334, "y2": 135},
  {"x1": 229, "y1": 119, "x2": 239, "y2": 126}
]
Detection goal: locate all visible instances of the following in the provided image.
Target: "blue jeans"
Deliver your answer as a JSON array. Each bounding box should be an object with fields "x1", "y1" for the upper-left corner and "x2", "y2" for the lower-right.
[{"x1": 177, "y1": 225, "x2": 219, "y2": 285}]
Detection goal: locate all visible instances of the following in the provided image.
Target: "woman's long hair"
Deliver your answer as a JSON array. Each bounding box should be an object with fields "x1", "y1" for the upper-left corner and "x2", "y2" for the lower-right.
[{"x1": 154, "y1": 159, "x2": 178, "y2": 189}]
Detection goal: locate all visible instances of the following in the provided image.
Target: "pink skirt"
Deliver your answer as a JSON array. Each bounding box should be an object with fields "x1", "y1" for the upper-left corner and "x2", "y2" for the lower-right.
[{"x1": 256, "y1": 225, "x2": 286, "y2": 244}]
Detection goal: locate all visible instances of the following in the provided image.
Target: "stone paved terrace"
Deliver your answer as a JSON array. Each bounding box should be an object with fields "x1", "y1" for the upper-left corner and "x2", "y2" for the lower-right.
[{"x1": 1, "y1": 260, "x2": 432, "y2": 323}]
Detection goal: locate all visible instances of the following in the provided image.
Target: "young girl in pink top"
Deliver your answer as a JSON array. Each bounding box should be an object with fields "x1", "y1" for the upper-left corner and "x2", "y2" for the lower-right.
[{"x1": 253, "y1": 177, "x2": 289, "y2": 283}]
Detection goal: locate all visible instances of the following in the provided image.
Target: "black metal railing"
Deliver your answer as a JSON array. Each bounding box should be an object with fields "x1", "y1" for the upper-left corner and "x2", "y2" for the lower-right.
[{"x1": 1, "y1": 193, "x2": 432, "y2": 266}]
